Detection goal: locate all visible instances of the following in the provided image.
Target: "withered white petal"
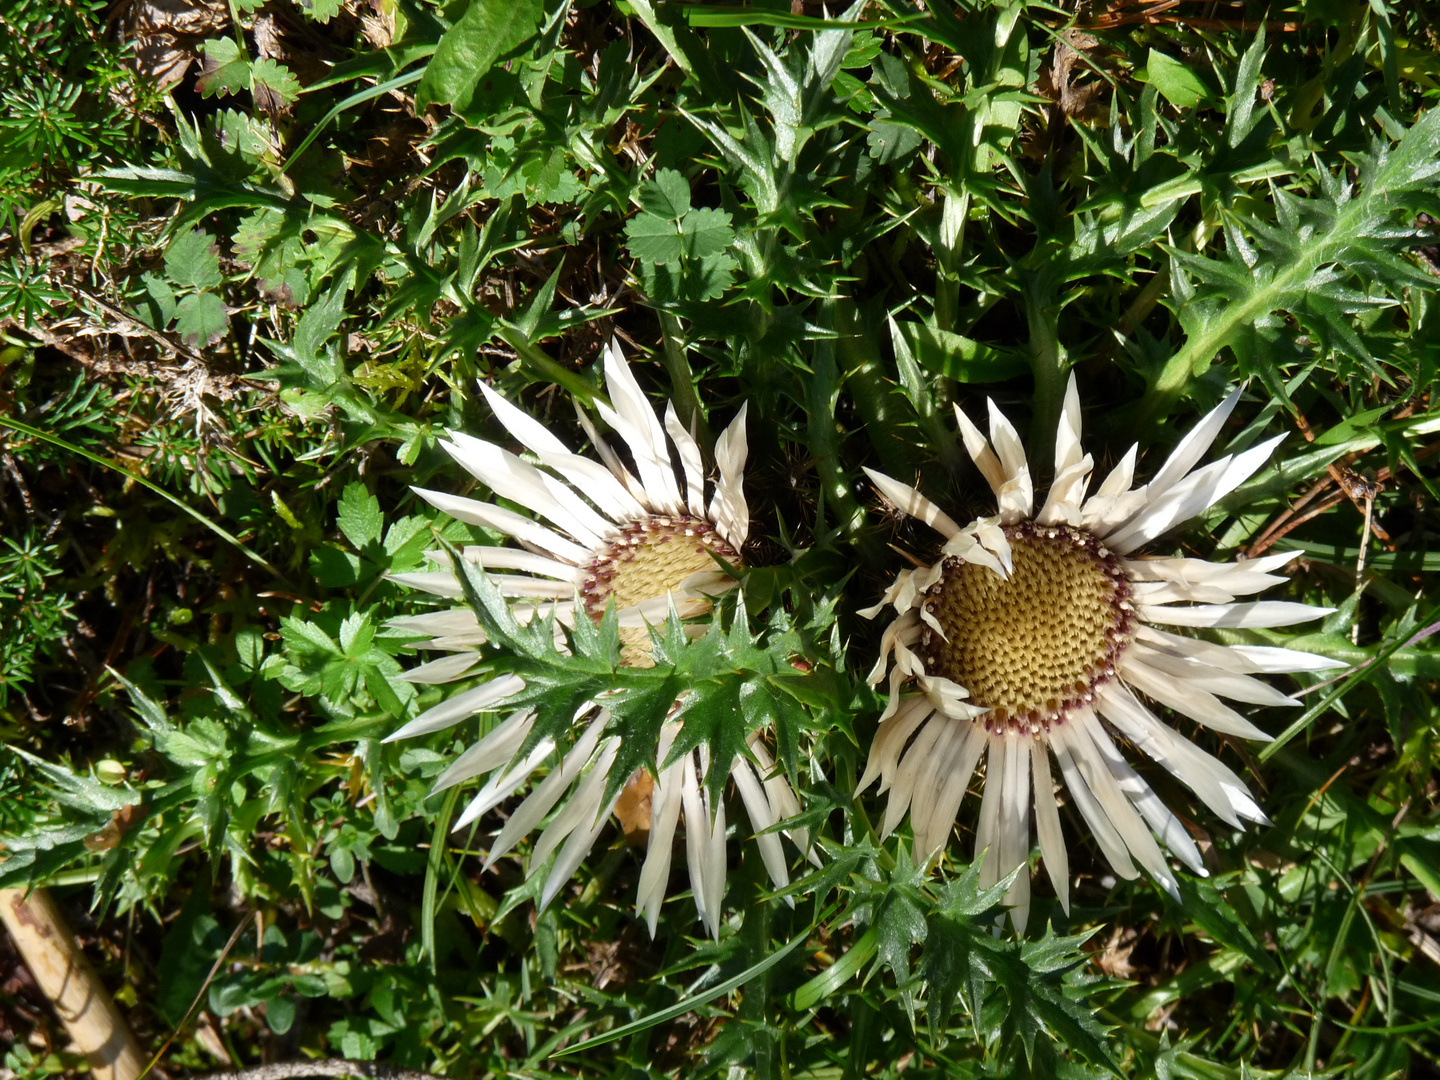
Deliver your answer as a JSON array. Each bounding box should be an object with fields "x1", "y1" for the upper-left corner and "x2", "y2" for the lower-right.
[
  {"x1": 384, "y1": 674, "x2": 526, "y2": 742},
  {"x1": 863, "y1": 468, "x2": 963, "y2": 540}
]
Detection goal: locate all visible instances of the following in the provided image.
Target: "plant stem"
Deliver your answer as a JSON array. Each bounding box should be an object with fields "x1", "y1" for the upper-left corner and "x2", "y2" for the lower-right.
[
  {"x1": 1023, "y1": 271, "x2": 1067, "y2": 475},
  {"x1": 657, "y1": 312, "x2": 713, "y2": 449}
]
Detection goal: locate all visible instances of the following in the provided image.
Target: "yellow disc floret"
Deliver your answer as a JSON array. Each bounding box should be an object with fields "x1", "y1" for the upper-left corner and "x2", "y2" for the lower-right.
[
  {"x1": 919, "y1": 524, "x2": 1133, "y2": 731},
  {"x1": 582, "y1": 515, "x2": 739, "y2": 664}
]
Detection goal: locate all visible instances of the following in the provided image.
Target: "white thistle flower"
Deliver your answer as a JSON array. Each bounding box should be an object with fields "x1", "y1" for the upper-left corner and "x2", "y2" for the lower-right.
[
  {"x1": 384, "y1": 340, "x2": 813, "y2": 938},
  {"x1": 860, "y1": 377, "x2": 1341, "y2": 930}
]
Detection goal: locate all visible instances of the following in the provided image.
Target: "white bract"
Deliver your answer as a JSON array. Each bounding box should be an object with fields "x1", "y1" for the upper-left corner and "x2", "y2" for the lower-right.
[
  {"x1": 860, "y1": 377, "x2": 1340, "y2": 930},
  {"x1": 385, "y1": 340, "x2": 813, "y2": 938}
]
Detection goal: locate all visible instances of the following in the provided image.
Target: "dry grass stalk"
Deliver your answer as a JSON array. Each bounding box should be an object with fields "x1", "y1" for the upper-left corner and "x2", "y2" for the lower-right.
[{"x1": 0, "y1": 888, "x2": 145, "y2": 1080}]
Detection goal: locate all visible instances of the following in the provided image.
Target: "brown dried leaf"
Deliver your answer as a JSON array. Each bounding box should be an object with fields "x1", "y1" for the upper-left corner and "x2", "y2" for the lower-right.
[
  {"x1": 125, "y1": 0, "x2": 228, "y2": 93},
  {"x1": 612, "y1": 768, "x2": 654, "y2": 845}
]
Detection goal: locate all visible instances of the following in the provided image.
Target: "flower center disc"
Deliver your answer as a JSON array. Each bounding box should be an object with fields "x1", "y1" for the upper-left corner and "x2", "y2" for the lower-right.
[
  {"x1": 919, "y1": 524, "x2": 1133, "y2": 730},
  {"x1": 582, "y1": 515, "x2": 738, "y2": 619}
]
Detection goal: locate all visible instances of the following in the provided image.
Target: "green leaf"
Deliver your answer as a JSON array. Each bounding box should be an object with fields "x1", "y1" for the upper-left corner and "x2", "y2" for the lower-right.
[
  {"x1": 1144, "y1": 49, "x2": 1215, "y2": 110},
  {"x1": 280, "y1": 617, "x2": 342, "y2": 659},
  {"x1": 142, "y1": 271, "x2": 177, "y2": 325},
  {"x1": 299, "y1": 0, "x2": 342, "y2": 21},
  {"x1": 638, "y1": 168, "x2": 692, "y2": 220},
  {"x1": 264, "y1": 995, "x2": 296, "y2": 1034},
  {"x1": 336, "y1": 483, "x2": 383, "y2": 549},
  {"x1": 682, "y1": 206, "x2": 734, "y2": 260},
  {"x1": 528, "y1": 147, "x2": 583, "y2": 203},
  {"x1": 625, "y1": 208, "x2": 686, "y2": 265},
  {"x1": 1225, "y1": 25, "x2": 1267, "y2": 148},
  {"x1": 1009, "y1": 926, "x2": 1117, "y2": 1068},
  {"x1": 689, "y1": 253, "x2": 738, "y2": 301},
  {"x1": 174, "y1": 293, "x2": 230, "y2": 348},
  {"x1": 156, "y1": 890, "x2": 227, "y2": 1025},
  {"x1": 790, "y1": 926, "x2": 877, "y2": 1010},
  {"x1": 164, "y1": 229, "x2": 223, "y2": 292},
  {"x1": 340, "y1": 1029, "x2": 375, "y2": 1060},
  {"x1": 870, "y1": 869, "x2": 927, "y2": 986},
  {"x1": 892, "y1": 318, "x2": 1024, "y2": 383},
  {"x1": 553, "y1": 933, "x2": 809, "y2": 1057},
  {"x1": 250, "y1": 59, "x2": 302, "y2": 111},
  {"x1": 4, "y1": 745, "x2": 139, "y2": 816},
  {"x1": 196, "y1": 38, "x2": 250, "y2": 99},
  {"x1": 291, "y1": 284, "x2": 348, "y2": 384},
  {"x1": 1151, "y1": 107, "x2": 1440, "y2": 411},
  {"x1": 338, "y1": 613, "x2": 374, "y2": 656},
  {"x1": 1176, "y1": 877, "x2": 1280, "y2": 976},
  {"x1": 416, "y1": 0, "x2": 545, "y2": 113}
]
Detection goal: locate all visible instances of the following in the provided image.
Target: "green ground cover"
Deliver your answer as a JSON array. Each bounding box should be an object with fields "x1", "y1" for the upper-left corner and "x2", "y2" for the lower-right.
[{"x1": 2, "y1": 0, "x2": 1439, "y2": 1076}]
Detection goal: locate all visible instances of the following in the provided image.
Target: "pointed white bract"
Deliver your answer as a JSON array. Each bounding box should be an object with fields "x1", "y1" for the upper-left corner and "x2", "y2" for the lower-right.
[
  {"x1": 862, "y1": 377, "x2": 1340, "y2": 931},
  {"x1": 385, "y1": 341, "x2": 811, "y2": 937}
]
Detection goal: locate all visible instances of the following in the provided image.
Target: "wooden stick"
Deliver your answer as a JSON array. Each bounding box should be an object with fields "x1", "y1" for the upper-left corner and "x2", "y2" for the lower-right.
[
  {"x1": 188, "y1": 1062, "x2": 450, "y2": 1080},
  {"x1": 0, "y1": 888, "x2": 145, "y2": 1080}
]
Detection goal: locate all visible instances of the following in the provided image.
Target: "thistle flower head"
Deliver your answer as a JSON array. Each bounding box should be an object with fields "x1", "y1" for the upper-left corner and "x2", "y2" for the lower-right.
[
  {"x1": 860, "y1": 377, "x2": 1341, "y2": 930},
  {"x1": 385, "y1": 341, "x2": 814, "y2": 938}
]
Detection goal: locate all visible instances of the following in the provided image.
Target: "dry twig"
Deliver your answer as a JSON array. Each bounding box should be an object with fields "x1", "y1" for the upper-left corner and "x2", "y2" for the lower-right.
[{"x1": 187, "y1": 1062, "x2": 451, "y2": 1080}]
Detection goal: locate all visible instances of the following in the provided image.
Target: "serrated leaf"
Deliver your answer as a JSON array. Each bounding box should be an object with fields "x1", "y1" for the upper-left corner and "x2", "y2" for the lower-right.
[
  {"x1": 231, "y1": 208, "x2": 285, "y2": 261},
  {"x1": 250, "y1": 58, "x2": 301, "y2": 112},
  {"x1": 299, "y1": 0, "x2": 341, "y2": 21},
  {"x1": 339, "y1": 612, "x2": 374, "y2": 656},
  {"x1": 526, "y1": 146, "x2": 584, "y2": 204},
  {"x1": 625, "y1": 209, "x2": 686, "y2": 265},
  {"x1": 291, "y1": 284, "x2": 347, "y2": 383},
  {"x1": 682, "y1": 206, "x2": 734, "y2": 260},
  {"x1": 638, "y1": 168, "x2": 692, "y2": 220},
  {"x1": 164, "y1": 229, "x2": 223, "y2": 292},
  {"x1": 336, "y1": 483, "x2": 383, "y2": 549},
  {"x1": 281, "y1": 617, "x2": 342, "y2": 659},
  {"x1": 175, "y1": 292, "x2": 230, "y2": 348},
  {"x1": 196, "y1": 38, "x2": 249, "y2": 99},
  {"x1": 214, "y1": 107, "x2": 273, "y2": 162}
]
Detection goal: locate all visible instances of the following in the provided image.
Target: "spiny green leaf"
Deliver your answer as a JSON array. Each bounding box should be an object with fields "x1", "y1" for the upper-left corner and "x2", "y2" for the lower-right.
[{"x1": 4, "y1": 745, "x2": 140, "y2": 815}]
